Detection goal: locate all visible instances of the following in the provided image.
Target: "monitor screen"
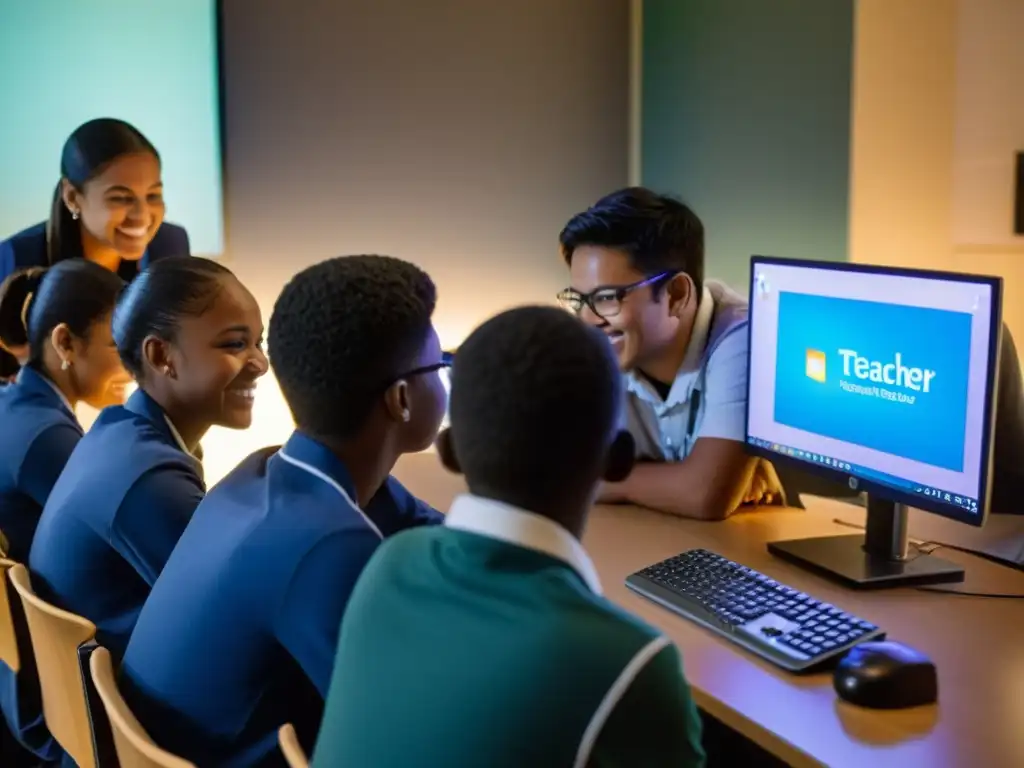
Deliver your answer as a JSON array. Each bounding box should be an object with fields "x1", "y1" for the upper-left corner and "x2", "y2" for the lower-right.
[{"x1": 746, "y1": 257, "x2": 1001, "y2": 526}]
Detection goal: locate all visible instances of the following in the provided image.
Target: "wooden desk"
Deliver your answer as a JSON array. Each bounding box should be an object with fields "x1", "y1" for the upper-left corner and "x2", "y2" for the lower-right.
[{"x1": 393, "y1": 452, "x2": 1024, "y2": 768}]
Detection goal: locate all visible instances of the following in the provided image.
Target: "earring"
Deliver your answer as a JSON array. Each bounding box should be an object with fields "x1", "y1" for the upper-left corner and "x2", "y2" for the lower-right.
[
  {"x1": 71, "y1": 209, "x2": 79, "y2": 221},
  {"x1": 61, "y1": 359, "x2": 70, "y2": 371}
]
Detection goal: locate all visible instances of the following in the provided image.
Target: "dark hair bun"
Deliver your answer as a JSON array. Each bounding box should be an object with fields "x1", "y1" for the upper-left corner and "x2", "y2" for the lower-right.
[
  {"x1": 0, "y1": 268, "x2": 47, "y2": 348},
  {"x1": 113, "y1": 256, "x2": 233, "y2": 378}
]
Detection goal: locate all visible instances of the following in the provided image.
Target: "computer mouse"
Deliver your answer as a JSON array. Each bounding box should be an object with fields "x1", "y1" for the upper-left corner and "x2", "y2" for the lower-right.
[{"x1": 833, "y1": 640, "x2": 937, "y2": 709}]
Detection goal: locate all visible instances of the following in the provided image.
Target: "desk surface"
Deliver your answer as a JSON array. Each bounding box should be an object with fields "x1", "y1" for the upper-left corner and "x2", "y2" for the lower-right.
[{"x1": 393, "y1": 452, "x2": 1024, "y2": 768}]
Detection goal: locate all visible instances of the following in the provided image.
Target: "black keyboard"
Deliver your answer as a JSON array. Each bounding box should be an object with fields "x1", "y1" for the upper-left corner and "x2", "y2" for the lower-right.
[{"x1": 626, "y1": 549, "x2": 885, "y2": 672}]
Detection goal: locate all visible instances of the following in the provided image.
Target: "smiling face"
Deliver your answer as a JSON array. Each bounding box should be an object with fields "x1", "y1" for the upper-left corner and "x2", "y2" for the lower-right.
[
  {"x1": 64, "y1": 152, "x2": 165, "y2": 261},
  {"x1": 567, "y1": 245, "x2": 690, "y2": 372},
  {"x1": 66, "y1": 311, "x2": 134, "y2": 409},
  {"x1": 160, "y1": 276, "x2": 269, "y2": 430}
]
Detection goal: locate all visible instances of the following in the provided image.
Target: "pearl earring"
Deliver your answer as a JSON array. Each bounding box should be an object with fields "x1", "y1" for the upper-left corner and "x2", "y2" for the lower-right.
[
  {"x1": 71, "y1": 210, "x2": 79, "y2": 221},
  {"x1": 61, "y1": 359, "x2": 70, "y2": 371}
]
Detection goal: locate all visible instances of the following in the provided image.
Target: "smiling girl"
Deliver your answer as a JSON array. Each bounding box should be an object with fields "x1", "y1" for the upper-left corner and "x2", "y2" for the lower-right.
[
  {"x1": 0, "y1": 117, "x2": 191, "y2": 371},
  {"x1": 28, "y1": 256, "x2": 267, "y2": 660}
]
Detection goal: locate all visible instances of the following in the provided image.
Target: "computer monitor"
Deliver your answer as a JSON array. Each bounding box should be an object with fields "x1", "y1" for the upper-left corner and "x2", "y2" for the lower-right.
[{"x1": 746, "y1": 256, "x2": 1003, "y2": 588}]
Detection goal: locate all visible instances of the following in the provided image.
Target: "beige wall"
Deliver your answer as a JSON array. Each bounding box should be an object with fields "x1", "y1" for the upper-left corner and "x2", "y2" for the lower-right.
[
  {"x1": 850, "y1": 0, "x2": 1024, "y2": 341},
  {"x1": 197, "y1": 0, "x2": 630, "y2": 481}
]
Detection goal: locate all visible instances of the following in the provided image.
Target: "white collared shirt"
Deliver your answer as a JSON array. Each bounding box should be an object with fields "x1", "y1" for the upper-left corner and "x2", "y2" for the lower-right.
[
  {"x1": 445, "y1": 494, "x2": 602, "y2": 595},
  {"x1": 36, "y1": 372, "x2": 75, "y2": 415},
  {"x1": 623, "y1": 280, "x2": 749, "y2": 461},
  {"x1": 164, "y1": 415, "x2": 201, "y2": 460}
]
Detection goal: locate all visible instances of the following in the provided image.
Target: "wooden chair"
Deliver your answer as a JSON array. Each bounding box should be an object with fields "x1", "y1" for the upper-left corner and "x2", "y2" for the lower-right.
[
  {"x1": 279, "y1": 723, "x2": 309, "y2": 768},
  {"x1": 0, "y1": 559, "x2": 21, "y2": 674},
  {"x1": 90, "y1": 646, "x2": 195, "y2": 767},
  {"x1": 7, "y1": 563, "x2": 111, "y2": 768}
]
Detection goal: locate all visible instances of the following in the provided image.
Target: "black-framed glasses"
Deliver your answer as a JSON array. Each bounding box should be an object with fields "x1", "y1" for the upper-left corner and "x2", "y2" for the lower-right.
[
  {"x1": 384, "y1": 350, "x2": 454, "y2": 389},
  {"x1": 556, "y1": 272, "x2": 676, "y2": 320}
]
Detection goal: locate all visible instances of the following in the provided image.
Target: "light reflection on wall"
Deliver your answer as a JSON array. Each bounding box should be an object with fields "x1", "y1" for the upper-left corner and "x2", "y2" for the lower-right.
[{"x1": 200, "y1": 372, "x2": 295, "y2": 484}]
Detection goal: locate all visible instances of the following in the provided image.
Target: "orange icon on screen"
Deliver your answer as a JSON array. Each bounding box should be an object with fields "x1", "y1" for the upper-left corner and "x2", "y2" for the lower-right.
[{"x1": 805, "y1": 349, "x2": 826, "y2": 383}]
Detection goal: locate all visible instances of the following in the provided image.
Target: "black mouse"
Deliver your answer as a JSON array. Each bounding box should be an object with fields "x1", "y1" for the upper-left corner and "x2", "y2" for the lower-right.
[{"x1": 833, "y1": 640, "x2": 937, "y2": 709}]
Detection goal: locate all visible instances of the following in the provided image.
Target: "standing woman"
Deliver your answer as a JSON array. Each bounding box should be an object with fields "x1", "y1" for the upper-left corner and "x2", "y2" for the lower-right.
[
  {"x1": 0, "y1": 261, "x2": 127, "y2": 766},
  {"x1": 29, "y1": 257, "x2": 267, "y2": 659},
  {"x1": 0, "y1": 117, "x2": 190, "y2": 371}
]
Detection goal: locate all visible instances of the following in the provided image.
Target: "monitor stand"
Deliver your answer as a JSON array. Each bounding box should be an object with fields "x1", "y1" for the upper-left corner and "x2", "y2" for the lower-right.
[{"x1": 767, "y1": 495, "x2": 966, "y2": 589}]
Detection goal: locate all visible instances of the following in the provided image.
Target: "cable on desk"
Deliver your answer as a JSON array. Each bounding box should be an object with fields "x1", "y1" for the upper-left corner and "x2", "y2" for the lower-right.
[{"x1": 829, "y1": 518, "x2": 1024, "y2": 599}]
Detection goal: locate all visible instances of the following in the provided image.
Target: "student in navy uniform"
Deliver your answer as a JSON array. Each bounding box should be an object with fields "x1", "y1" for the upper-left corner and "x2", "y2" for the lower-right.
[
  {"x1": 313, "y1": 306, "x2": 705, "y2": 768},
  {"x1": 119, "y1": 255, "x2": 448, "y2": 767},
  {"x1": 0, "y1": 261, "x2": 127, "y2": 766},
  {"x1": 29, "y1": 257, "x2": 267, "y2": 659},
  {"x1": 0, "y1": 263, "x2": 128, "y2": 560},
  {"x1": 557, "y1": 187, "x2": 781, "y2": 520},
  {"x1": 0, "y1": 117, "x2": 190, "y2": 374}
]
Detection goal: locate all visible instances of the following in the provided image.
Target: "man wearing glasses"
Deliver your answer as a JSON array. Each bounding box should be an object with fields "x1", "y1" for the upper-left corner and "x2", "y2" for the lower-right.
[{"x1": 557, "y1": 187, "x2": 779, "y2": 520}]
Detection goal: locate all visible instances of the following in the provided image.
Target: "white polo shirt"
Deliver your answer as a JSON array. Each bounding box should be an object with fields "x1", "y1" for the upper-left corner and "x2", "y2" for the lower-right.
[{"x1": 624, "y1": 280, "x2": 749, "y2": 461}]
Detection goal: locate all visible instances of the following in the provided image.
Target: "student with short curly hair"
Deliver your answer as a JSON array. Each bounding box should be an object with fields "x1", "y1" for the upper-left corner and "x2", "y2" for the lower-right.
[
  {"x1": 315, "y1": 306, "x2": 705, "y2": 768},
  {"x1": 119, "y1": 255, "x2": 449, "y2": 767}
]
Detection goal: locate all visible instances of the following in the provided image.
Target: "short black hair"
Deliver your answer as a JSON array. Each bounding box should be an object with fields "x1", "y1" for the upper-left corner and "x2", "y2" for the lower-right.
[
  {"x1": 450, "y1": 305, "x2": 621, "y2": 508},
  {"x1": 269, "y1": 255, "x2": 437, "y2": 440},
  {"x1": 113, "y1": 256, "x2": 233, "y2": 378},
  {"x1": 559, "y1": 186, "x2": 704, "y2": 297},
  {"x1": 0, "y1": 261, "x2": 125, "y2": 368}
]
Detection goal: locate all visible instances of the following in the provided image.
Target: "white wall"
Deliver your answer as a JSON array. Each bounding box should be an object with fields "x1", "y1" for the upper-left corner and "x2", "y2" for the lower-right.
[
  {"x1": 952, "y1": 0, "x2": 1024, "y2": 250},
  {"x1": 850, "y1": 0, "x2": 1024, "y2": 343}
]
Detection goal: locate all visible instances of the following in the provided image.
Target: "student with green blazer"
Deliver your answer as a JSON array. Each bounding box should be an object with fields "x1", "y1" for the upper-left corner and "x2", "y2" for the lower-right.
[{"x1": 314, "y1": 305, "x2": 705, "y2": 768}]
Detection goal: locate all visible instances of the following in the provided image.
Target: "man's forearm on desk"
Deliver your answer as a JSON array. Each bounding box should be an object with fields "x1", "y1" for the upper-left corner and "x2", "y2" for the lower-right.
[{"x1": 601, "y1": 444, "x2": 757, "y2": 521}]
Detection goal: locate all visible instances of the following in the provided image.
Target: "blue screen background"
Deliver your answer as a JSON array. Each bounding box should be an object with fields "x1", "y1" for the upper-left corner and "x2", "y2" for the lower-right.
[
  {"x1": 773, "y1": 291, "x2": 973, "y2": 471},
  {"x1": 0, "y1": 0, "x2": 223, "y2": 256}
]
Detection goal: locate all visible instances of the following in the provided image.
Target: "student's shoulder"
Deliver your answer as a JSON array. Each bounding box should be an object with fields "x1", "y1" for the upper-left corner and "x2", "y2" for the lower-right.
[
  {"x1": 0, "y1": 411, "x2": 79, "y2": 479},
  {"x1": 366, "y1": 522, "x2": 440, "y2": 560},
  {"x1": 572, "y1": 589, "x2": 669, "y2": 652},
  {"x1": 91, "y1": 408, "x2": 193, "y2": 468},
  {"x1": 1, "y1": 222, "x2": 47, "y2": 267},
  {"x1": 147, "y1": 222, "x2": 191, "y2": 259}
]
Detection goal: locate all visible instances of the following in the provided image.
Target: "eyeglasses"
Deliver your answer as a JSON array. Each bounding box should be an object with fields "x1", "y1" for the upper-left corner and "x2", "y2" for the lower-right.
[
  {"x1": 556, "y1": 272, "x2": 676, "y2": 320},
  {"x1": 385, "y1": 350, "x2": 454, "y2": 388}
]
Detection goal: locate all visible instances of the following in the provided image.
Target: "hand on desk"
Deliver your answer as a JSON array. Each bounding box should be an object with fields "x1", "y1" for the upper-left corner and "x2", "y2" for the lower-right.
[
  {"x1": 598, "y1": 458, "x2": 785, "y2": 510},
  {"x1": 742, "y1": 459, "x2": 784, "y2": 507}
]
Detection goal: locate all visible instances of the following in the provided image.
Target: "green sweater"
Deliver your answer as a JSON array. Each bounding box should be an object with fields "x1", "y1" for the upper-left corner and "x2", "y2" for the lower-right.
[{"x1": 313, "y1": 495, "x2": 705, "y2": 767}]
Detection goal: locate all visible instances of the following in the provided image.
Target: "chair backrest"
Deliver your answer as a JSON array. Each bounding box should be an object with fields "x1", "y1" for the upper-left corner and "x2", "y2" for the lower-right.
[
  {"x1": 89, "y1": 646, "x2": 195, "y2": 768},
  {"x1": 0, "y1": 558, "x2": 20, "y2": 673},
  {"x1": 8, "y1": 563, "x2": 98, "y2": 768},
  {"x1": 279, "y1": 724, "x2": 309, "y2": 768}
]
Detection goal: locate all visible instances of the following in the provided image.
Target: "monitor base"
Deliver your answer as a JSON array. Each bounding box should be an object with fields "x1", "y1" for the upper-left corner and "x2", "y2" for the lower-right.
[{"x1": 768, "y1": 534, "x2": 966, "y2": 589}]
